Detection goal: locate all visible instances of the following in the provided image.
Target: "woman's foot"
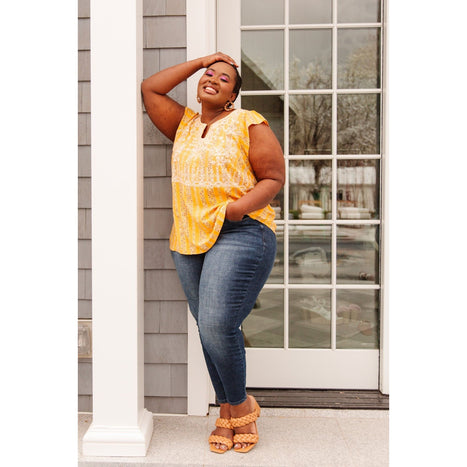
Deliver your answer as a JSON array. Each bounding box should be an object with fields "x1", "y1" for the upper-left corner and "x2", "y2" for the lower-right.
[
  {"x1": 209, "y1": 403, "x2": 233, "y2": 453},
  {"x1": 230, "y1": 395, "x2": 260, "y2": 452}
]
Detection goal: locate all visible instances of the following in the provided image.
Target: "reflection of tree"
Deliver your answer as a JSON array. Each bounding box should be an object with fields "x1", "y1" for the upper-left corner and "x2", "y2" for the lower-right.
[
  {"x1": 289, "y1": 58, "x2": 332, "y2": 155},
  {"x1": 337, "y1": 94, "x2": 379, "y2": 154},
  {"x1": 289, "y1": 32, "x2": 379, "y2": 155},
  {"x1": 289, "y1": 94, "x2": 332, "y2": 155}
]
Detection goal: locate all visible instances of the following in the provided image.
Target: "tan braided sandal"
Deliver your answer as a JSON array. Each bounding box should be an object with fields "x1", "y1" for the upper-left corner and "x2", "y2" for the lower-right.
[
  {"x1": 208, "y1": 417, "x2": 234, "y2": 454},
  {"x1": 230, "y1": 395, "x2": 261, "y2": 453}
]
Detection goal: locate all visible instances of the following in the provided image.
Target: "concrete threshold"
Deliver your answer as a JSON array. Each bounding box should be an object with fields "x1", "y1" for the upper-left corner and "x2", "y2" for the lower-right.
[{"x1": 78, "y1": 407, "x2": 388, "y2": 466}]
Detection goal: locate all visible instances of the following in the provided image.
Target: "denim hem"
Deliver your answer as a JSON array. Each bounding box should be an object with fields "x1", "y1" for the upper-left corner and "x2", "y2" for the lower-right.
[{"x1": 227, "y1": 395, "x2": 248, "y2": 406}]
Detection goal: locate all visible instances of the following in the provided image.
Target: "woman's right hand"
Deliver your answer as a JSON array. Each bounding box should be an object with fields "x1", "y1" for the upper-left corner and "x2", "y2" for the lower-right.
[{"x1": 200, "y1": 52, "x2": 238, "y2": 69}]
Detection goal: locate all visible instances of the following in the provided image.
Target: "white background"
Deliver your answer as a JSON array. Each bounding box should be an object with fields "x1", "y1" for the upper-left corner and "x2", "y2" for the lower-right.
[{"x1": 1, "y1": 1, "x2": 466, "y2": 464}]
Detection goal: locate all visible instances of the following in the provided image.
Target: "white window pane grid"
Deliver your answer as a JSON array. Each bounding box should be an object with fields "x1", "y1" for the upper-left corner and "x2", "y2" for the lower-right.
[{"x1": 239, "y1": 0, "x2": 383, "y2": 350}]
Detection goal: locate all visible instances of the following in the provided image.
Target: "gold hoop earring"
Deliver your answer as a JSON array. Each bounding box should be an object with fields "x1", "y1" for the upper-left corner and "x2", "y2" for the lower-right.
[{"x1": 224, "y1": 100, "x2": 234, "y2": 111}]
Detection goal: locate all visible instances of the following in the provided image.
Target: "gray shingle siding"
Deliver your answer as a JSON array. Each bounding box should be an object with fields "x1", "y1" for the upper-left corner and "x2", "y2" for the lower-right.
[{"x1": 78, "y1": 0, "x2": 188, "y2": 414}]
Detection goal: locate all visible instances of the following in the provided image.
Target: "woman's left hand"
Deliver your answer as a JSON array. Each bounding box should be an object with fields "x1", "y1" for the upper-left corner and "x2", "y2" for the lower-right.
[{"x1": 225, "y1": 202, "x2": 245, "y2": 221}]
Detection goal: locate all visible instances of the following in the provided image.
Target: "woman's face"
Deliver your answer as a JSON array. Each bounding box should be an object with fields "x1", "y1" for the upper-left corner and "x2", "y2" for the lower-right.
[{"x1": 197, "y1": 61, "x2": 237, "y2": 107}]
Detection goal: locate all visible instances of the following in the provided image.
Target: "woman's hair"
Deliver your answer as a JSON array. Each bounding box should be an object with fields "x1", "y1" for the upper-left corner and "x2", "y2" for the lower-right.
[{"x1": 211, "y1": 60, "x2": 242, "y2": 101}]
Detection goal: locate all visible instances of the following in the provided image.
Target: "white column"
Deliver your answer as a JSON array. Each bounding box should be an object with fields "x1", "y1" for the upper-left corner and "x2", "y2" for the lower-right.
[
  {"x1": 82, "y1": 0, "x2": 153, "y2": 456},
  {"x1": 186, "y1": 0, "x2": 217, "y2": 415}
]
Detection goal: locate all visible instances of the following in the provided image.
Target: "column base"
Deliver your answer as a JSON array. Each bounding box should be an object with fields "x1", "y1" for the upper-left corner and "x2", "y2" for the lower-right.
[{"x1": 82, "y1": 409, "x2": 153, "y2": 457}]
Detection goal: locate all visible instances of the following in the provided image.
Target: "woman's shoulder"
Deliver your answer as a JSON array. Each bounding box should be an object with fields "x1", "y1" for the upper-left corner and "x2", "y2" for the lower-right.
[
  {"x1": 235, "y1": 108, "x2": 269, "y2": 127},
  {"x1": 177, "y1": 107, "x2": 200, "y2": 130},
  {"x1": 183, "y1": 107, "x2": 199, "y2": 122}
]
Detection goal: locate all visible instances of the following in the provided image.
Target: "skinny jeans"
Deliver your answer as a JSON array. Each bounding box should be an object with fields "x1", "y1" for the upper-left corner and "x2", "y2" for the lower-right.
[{"x1": 171, "y1": 216, "x2": 276, "y2": 405}]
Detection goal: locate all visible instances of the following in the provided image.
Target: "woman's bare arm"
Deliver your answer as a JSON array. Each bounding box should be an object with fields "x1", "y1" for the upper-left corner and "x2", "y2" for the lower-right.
[{"x1": 226, "y1": 123, "x2": 285, "y2": 221}]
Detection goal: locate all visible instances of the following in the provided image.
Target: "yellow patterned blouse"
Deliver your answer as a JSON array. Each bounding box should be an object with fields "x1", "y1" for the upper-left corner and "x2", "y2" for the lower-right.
[{"x1": 169, "y1": 107, "x2": 276, "y2": 254}]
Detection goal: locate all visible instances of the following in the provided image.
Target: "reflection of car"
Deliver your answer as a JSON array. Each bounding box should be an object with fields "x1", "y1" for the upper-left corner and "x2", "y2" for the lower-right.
[
  {"x1": 290, "y1": 247, "x2": 329, "y2": 278},
  {"x1": 290, "y1": 245, "x2": 375, "y2": 282}
]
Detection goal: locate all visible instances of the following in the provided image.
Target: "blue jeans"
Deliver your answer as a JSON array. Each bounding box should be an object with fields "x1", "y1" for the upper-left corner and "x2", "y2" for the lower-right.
[{"x1": 171, "y1": 216, "x2": 276, "y2": 405}]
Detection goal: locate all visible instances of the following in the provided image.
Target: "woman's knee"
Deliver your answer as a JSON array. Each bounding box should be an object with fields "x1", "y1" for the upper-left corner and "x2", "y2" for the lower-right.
[{"x1": 198, "y1": 314, "x2": 238, "y2": 346}]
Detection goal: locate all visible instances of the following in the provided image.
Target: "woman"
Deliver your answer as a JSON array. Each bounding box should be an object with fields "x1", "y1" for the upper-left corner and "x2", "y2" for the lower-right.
[{"x1": 141, "y1": 52, "x2": 284, "y2": 454}]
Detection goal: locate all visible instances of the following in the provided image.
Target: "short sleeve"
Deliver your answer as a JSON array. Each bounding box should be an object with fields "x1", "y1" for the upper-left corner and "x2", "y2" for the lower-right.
[
  {"x1": 175, "y1": 107, "x2": 198, "y2": 136},
  {"x1": 243, "y1": 109, "x2": 269, "y2": 128}
]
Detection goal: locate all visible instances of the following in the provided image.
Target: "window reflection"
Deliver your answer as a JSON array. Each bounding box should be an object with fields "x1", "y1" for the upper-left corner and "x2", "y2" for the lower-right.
[
  {"x1": 241, "y1": 30, "x2": 284, "y2": 90},
  {"x1": 290, "y1": 0, "x2": 332, "y2": 24},
  {"x1": 267, "y1": 229, "x2": 284, "y2": 284},
  {"x1": 289, "y1": 226, "x2": 332, "y2": 284},
  {"x1": 243, "y1": 289, "x2": 284, "y2": 348},
  {"x1": 337, "y1": 289, "x2": 379, "y2": 349},
  {"x1": 336, "y1": 225, "x2": 379, "y2": 284},
  {"x1": 338, "y1": 0, "x2": 381, "y2": 23},
  {"x1": 337, "y1": 160, "x2": 379, "y2": 219},
  {"x1": 242, "y1": 95, "x2": 284, "y2": 149},
  {"x1": 241, "y1": 0, "x2": 284, "y2": 26},
  {"x1": 290, "y1": 29, "x2": 332, "y2": 90},
  {"x1": 289, "y1": 95, "x2": 332, "y2": 155},
  {"x1": 338, "y1": 28, "x2": 380, "y2": 89},
  {"x1": 289, "y1": 160, "x2": 332, "y2": 217},
  {"x1": 337, "y1": 94, "x2": 380, "y2": 154},
  {"x1": 289, "y1": 289, "x2": 331, "y2": 348}
]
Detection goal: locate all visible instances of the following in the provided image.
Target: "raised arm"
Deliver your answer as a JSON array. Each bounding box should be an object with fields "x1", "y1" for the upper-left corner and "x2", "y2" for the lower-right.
[
  {"x1": 225, "y1": 123, "x2": 285, "y2": 221},
  {"x1": 141, "y1": 53, "x2": 238, "y2": 141}
]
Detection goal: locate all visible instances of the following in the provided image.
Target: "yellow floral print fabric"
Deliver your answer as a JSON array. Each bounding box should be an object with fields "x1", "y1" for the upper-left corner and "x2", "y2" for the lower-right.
[{"x1": 169, "y1": 107, "x2": 276, "y2": 254}]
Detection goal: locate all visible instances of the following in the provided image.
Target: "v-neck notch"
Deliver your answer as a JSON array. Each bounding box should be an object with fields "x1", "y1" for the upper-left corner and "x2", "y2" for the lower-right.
[{"x1": 198, "y1": 110, "x2": 237, "y2": 139}]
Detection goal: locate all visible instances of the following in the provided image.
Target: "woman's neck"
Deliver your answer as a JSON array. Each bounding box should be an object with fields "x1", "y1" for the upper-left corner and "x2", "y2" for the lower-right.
[{"x1": 200, "y1": 105, "x2": 225, "y2": 125}]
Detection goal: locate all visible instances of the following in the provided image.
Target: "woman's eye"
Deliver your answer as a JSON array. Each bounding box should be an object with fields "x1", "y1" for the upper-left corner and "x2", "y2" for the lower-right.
[
  {"x1": 220, "y1": 77, "x2": 229, "y2": 83},
  {"x1": 205, "y1": 71, "x2": 214, "y2": 77}
]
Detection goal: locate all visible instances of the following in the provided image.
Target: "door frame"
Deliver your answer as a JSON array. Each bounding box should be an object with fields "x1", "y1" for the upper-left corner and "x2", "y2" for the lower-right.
[{"x1": 186, "y1": 0, "x2": 388, "y2": 415}]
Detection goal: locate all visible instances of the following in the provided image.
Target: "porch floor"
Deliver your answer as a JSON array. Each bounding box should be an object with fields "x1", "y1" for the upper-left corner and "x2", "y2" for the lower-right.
[{"x1": 78, "y1": 406, "x2": 388, "y2": 466}]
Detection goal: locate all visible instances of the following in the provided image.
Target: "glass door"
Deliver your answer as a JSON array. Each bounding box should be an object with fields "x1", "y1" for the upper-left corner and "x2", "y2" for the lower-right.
[{"x1": 218, "y1": 0, "x2": 385, "y2": 389}]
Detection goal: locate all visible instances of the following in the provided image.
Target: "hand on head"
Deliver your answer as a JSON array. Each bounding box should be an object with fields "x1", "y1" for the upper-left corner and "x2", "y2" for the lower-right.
[{"x1": 201, "y1": 52, "x2": 238, "y2": 69}]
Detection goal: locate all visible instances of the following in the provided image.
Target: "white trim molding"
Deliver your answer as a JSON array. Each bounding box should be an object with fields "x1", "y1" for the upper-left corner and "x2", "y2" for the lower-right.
[
  {"x1": 186, "y1": 0, "x2": 217, "y2": 415},
  {"x1": 82, "y1": 0, "x2": 153, "y2": 456}
]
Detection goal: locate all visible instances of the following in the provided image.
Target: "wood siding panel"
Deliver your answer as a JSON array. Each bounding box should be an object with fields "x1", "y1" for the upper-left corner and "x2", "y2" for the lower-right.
[
  {"x1": 78, "y1": 113, "x2": 91, "y2": 145},
  {"x1": 78, "y1": 299, "x2": 92, "y2": 319},
  {"x1": 78, "y1": 146, "x2": 91, "y2": 177},
  {"x1": 165, "y1": 0, "x2": 186, "y2": 16},
  {"x1": 144, "y1": 177, "x2": 172, "y2": 208},
  {"x1": 144, "y1": 239, "x2": 174, "y2": 269},
  {"x1": 160, "y1": 301, "x2": 187, "y2": 334},
  {"x1": 78, "y1": 177, "x2": 91, "y2": 209},
  {"x1": 144, "y1": 396, "x2": 187, "y2": 414},
  {"x1": 78, "y1": 0, "x2": 90, "y2": 19},
  {"x1": 78, "y1": 209, "x2": 92, "y2": 239},
  {"x1": 78, "y1": 51, "x2": 90, "y2": 81},
  {"x1": 144, "y1": 363, "x2": 187, "y2": 397},
  {"x1": 78, "y1": 269, "x2": 92, "y2": 300},
  {"x1": 78, "y1": 239, "x2": 92, "y2": 269},
  {"x1": 145, "y1": 334, "x2": 187, "y2": 363},
  {"x1": 143, "y1": 113, "x2": 172, "y2": 144},
  {"x1": 78, "y1": 362, "x2": 92, "y2": 395},
  {"x1": 78, "y1": 395, "x2": 92, "y2": 412},
  {"x1": 144, "y1": 301, "x2": 161, "y2": 333},
  {"x1": 143, "y1": 17, "x2": 186, "y2": 48},
  {"x1": 144, "y1": 209, "x2": 173, "y2": 239},
  {"x1": 144, "y1": 145, "x2": 168, "y2": 177},
  {"x1": 143, "y1": 0, "x2": 166, "y2": 16},
  {"x1": 145, "y1": 270, "x2": 185, "y2": 301},
  {"x1": 78, "y1": 82, "x2": 91, "y2": 113},
  {"x1": 144, "y1": 364, "x2": 171, "y2": 396},
  {"x1": 143, "y1": 49, "x2": 160, "y2": 79},
  {"x1": 78, "y1": 18, "x2": 90, "y2": 50}
]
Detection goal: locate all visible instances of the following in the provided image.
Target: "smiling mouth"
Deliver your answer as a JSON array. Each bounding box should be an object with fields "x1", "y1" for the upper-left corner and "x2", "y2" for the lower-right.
[{"x1": 203, "y1": 86, "x2": 218, "y2": 95}]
